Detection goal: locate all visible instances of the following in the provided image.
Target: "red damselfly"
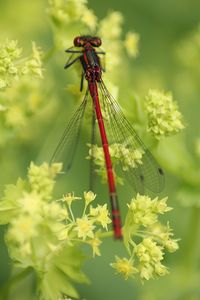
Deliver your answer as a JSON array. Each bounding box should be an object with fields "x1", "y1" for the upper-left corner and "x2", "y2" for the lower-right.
[{"x1": 51, "y1": 36, "x2": 164, "y2": 239}]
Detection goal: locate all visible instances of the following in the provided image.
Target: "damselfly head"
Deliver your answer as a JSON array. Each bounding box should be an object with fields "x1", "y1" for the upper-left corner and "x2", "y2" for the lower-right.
[{"x1": 74, "y1": 36, "x2": 102, "y2": 47}]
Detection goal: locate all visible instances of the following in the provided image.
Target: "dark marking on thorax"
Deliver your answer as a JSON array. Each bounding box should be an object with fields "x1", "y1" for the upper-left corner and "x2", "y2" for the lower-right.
[{"x1": 80, "y1": 48, "x2": 100, "y2": 72}]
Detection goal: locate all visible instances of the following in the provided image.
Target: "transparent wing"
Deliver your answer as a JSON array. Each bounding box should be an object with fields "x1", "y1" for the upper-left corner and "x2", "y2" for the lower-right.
[
  {"x1": 98, "y1": 80, "x2": 165, "y2": 194},
  {"x1": 50, "y1": 91, "x2": 88, "y2": 171}
]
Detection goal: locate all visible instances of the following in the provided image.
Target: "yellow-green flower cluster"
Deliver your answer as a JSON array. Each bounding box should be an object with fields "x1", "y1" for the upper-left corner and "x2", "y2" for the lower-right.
[
  {"x1": 145, "y1": 89, "x2": 184, "y2": 139},
  {"x1": 176, "y1": 23, "x2": 200, "y2": 71},
  {"x1": 0, "y1": 40, "x2": 44, "y2": 145},
  {"x1": 22, "y1": 42, "x2": 43, "y2": 78},
  {"x1": 61, "y1": 190, "x2": 111, "y2": 244},
  {"x1": 128, "y1": 194, "x2": 171, "y2": 227},
  {"x1": 0, "y1": 162, "x2": 111, "y2": 299},
  {"x1": 0, "y1": 40, "x2": 21, "y2": 89},
  {"x1": 0, "y1": 40, "x2": 43, "y2": 90},
  {"x1": 98, "y1": 11, "x2": 123, "y2": 40},
  {"x1": 87, "y1": 143, "x2": 144, "y2": 185},
  {"x1": 135, "y1": 238, "x2": 168, "y2": 280},
  {"x1": 98, "y1": 11, "x2": 123, "y2": 73},
  {"x1": 124, "y1": 32, "x2": 140, "y2": 58},
  {"x1": 100, "y1": 13, "x2": 139, "y2": 95},
  {"x1": 90, "y1": 204, "x2": 111, "y2": 230},
  {"x1": 0, "y1": 162, "x2": 179, "y2": 293},
  {"x1": 111, "y1": 194, "x2": 178, "y2": 281},
  {"x1": 48, "y1": 0, "x2": 97, "y2": 30},
  {"x1": 28, "y1": 162, "x2": 61, "y2": 200},
  {"x1": 47, "y1": 0, "x2": 97, "y2": 49}
]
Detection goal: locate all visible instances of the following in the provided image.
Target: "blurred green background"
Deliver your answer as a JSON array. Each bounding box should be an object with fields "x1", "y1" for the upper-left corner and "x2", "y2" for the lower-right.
[{"x1": 1, "y1": 0, "x2": 200, "y2": 299}]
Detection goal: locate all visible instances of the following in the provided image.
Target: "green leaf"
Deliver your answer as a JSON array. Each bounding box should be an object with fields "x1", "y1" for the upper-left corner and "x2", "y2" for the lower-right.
[
  {"x1": 54, "y1": 245, "x2": 90, "y2": 284},
  {"x1": 0, "y1": 178, "x2": 26, "y2": 224},
  {"x1": 38, "y1": 245, "x2": 89, "y2": 300},
  {"x1": 39, "y1": 266, "x2": 79, "y2": 300},
  {"x1": 3, "y1": 179, "x2": 26, "y2": 201},
  {"x1": 0, "y1": 201, "x2": 17, "y2": 224}
]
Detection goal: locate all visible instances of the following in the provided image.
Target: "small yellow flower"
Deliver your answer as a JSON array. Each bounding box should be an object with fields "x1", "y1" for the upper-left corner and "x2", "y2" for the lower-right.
[
  {"x1": 127, "y1": 194, "x2": 172, "y2": 228},
  {"x1": 154, "y1": 263, "x2": 169, "y2": 276},
  {"x1": 90, "y1": 204, "x2": 111, "y2": 229},
  {"x1": 28, "y1": 162, "x2": 61, "y2": 200},
  {"x1": 149, "y1": 223, "x2": 172, "y2": 242},
  {"x1": 87, "y1": 144, "x2": 104, "y2": 165},
  {"x1": 62, "y1": 192, "x2": 81, "y2": 206},
  {"x1": 124, "y1": 31, "x2": 139, "y2": 58},
  {"x1": 43, "y1": 202, "x2": 68, "y2": 221},
  {"x1": 111, "y1": 256, "x2": 138, "y2": 280},
  {"x1": 75, "y1": 216, "x2": 95, "y2": 240},
  {"x1": 165, "y1": 239, "x2": 179, "y2": 253},
  {"x1": 121, "y1": 146, "x2": 144, "y2": 170},
  {"x1": 128, "y1": 194, "x2": 157, "y2": 227},
  {"x1": 90, "y1": 206, "x2": 98, "y2": 216},
  {"x1": 152, "y1": 197, "x2": 172, "y2": 214},
  {"x1": 87, "y1": 237, "x2": 102, "y2": 257},
  {"x1": 139, "y1": 264, "x2": 154, "y2": 280},
  {"x1": 9, "y1": 216, "x2": 39, "y2": 243},
  {"x1": 135, "y1": 238, "x2": 166, "y2": 280},
  {"x1": 142, "y1": 238, "x2": 163, "y2": 261},
  {"x1": 18, "y1": 191, "x2": 42, "y2": 215},
  {"x1": 84, "y1": 191, "x2": 96, "y2": 205}
]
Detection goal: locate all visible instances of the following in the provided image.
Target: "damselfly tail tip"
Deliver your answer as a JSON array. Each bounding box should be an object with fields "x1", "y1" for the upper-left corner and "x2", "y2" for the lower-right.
[
  {"x1": 114, "y1": 228, "x2": 123, "y2": 240},
  {"x1": 114, "y1": 233, "x2": 123, "y2": 240}
]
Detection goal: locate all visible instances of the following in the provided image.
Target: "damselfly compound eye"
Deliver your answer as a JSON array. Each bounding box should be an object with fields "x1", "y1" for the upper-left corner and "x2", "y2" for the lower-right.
[
  {"x1": 91, "y1": 37, "x2": 102, "y2": 47},
  {"x1": 74, "y1": 37, "x2": 84, "y2": 47}
]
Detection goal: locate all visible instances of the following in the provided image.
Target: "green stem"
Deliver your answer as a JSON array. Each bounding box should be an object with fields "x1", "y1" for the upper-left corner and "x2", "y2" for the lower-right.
[
  {"x1": 0, "y1": 267, "x2": 32, "y2": 300},
  {"x1": 98, "y1": 231, "x2": 113, "y2": 238},
  {"x1": 68, "y1": 205, "x2": 75, "y2": 222},
  {"x1": 82, "y1": 203, "x2": 87, "y2": 217}
]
